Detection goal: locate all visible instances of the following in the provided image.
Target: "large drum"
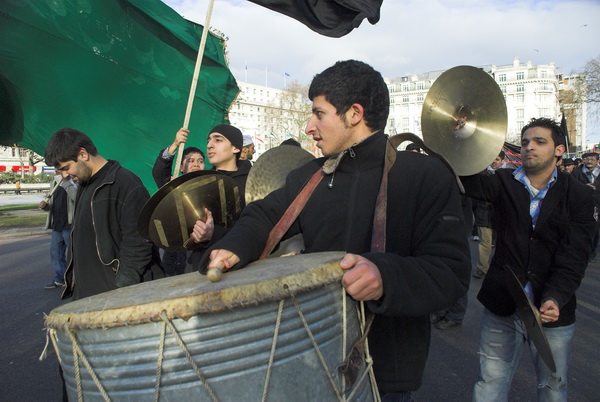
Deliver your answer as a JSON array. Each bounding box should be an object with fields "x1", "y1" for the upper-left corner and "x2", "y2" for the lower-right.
[{"x1": 45, "y1": 252, "x2": 377, "y2": 401}]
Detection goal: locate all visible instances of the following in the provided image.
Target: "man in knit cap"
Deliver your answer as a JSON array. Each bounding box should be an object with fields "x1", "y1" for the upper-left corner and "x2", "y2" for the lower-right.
[{"x1": 189, "y1": 124, "x2": 251, "y2": 260}]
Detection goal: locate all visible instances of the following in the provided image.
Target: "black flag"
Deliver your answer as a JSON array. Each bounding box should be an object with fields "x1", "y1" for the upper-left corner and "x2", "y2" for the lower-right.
[
  {"x1": 560, "y1": 112, "x2": 572, "y2": 153},
  {"x1": 248, "y1": 0, "x2": 383, "y2": 38}
]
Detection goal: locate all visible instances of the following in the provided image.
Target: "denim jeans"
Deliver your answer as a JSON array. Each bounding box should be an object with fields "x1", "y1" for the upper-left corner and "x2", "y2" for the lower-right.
[
  {"x1": 473, "y1": 308, "x2": 574, "y2": 402},
  {"x1": 50, "y1": 229, "x2": 70, "y2": 284}
]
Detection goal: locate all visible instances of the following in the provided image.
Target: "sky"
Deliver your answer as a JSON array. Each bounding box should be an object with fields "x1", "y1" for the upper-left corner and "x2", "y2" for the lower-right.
[{"x1": 163, "y1": 0, "x2": 600, "y2": 142}]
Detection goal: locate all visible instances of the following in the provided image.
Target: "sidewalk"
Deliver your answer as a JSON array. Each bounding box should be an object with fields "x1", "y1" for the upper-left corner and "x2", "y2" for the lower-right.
[{"x1": 0, "y1": 195, "x2": 49, "y2": 238}]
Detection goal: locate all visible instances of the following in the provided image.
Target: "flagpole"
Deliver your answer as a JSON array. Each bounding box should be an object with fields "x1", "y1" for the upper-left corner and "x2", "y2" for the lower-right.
[{"x1": 173, "y1": 0, "x2": 215, "y2": 177}]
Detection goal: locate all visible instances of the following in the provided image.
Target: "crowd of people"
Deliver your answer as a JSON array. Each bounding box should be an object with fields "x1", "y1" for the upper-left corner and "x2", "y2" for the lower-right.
[{"x1": 38, "y1": 59, "x2": 595, "y2": 401}]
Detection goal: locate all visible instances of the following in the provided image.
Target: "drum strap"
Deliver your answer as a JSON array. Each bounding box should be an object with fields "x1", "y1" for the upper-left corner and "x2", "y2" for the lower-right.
[
  {"x1": 259, "y1": 168, "x2": 324, "y2": 259},
  {"x1": 260, "y1": 139, "x2": 397, "y2": 259}
]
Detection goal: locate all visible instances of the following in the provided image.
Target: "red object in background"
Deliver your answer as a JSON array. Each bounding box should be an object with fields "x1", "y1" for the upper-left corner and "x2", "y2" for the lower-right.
[
  {"x1": 0, "y1": 166, "x2": 6, "y2": 171},
  {"x1": 11, "y1": 166, "x2": 36, "y2": 172}
]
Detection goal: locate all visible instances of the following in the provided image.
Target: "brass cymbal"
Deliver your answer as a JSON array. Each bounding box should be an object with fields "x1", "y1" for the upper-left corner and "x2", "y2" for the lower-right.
[
  {"x1": 421, "y1": 65, "x2": 507, "y2": 176},
  {"x1": 138, "y1": 171, "x2": 242, "y2": 252},
  {"x1": 505, "y1": 265, "x2": 557, "y2": 373},
  {"x1": 245, "y1": 145, "x2": 315, "y2": 204}
]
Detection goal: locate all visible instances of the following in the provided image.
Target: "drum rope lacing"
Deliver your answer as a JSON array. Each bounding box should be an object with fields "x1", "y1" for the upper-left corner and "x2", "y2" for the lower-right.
[
  {"x1": 261, "y1": 299, "x2": 285, "y2": 402},
  {"x1": 154, "y1": 320, "x2": 167, "y2": 402},
  {"x1": 157, "y1": 310, "x2": 219, "y2": 402},
  {"x1": 66, "y1": 328, "x2": 111, "y2": 402},
  {"x1": 285, "y1": 285, "x2": 344, "y2": 400}
]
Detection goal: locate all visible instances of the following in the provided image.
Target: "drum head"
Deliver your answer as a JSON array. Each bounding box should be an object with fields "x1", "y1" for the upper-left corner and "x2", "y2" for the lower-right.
[{"x1": 46, "y1": 252, "x2": 346, "y2": 330}]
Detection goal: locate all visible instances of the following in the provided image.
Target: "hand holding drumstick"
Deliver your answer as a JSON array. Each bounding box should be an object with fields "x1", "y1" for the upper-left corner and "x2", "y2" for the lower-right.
[{"x1": 206, "y1": 249, "x2": 240, "y2": 282}]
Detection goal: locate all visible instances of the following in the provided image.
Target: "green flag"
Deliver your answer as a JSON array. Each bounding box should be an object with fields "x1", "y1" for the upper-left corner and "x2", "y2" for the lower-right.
[{"x1": 0, "y1": 0, "x2": 239, "y2": 192}]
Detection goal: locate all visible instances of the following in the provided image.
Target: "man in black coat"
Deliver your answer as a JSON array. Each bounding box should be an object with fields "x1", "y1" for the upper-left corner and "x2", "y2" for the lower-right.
[
  {"x1": 200, "y1": 60, "x2": 471, "y2": 399},
  {"x1": 44, "y1": 128, "x2": 164, "y2": 300},
  {"x1": 570, "y1": 151, "x2": 600, "y2": 262},
  {"x1": 462, "y1": 118, "x2": 595, "y2": 401}
]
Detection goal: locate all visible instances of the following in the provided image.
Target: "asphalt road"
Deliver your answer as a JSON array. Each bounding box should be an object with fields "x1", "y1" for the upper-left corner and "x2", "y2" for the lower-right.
[{"x1": 0, "y1": 234, "x2": 598, "y2": 401}]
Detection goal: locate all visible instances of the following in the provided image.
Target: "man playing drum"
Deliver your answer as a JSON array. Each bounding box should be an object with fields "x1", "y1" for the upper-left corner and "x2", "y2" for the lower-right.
[{"x1": 196, "y1": 60, "x2": 471, "y2": 400}]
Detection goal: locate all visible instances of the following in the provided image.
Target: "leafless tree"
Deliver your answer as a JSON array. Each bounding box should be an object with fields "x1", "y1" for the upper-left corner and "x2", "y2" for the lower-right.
[{"x1": 264, "y1": 81, "x2": 313, "y2": 149}]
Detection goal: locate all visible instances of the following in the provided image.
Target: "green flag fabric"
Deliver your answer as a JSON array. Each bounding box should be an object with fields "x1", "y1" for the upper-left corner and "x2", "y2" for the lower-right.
[{"x1": 0, "y1": 0, "x2": 239, "y2": 192}]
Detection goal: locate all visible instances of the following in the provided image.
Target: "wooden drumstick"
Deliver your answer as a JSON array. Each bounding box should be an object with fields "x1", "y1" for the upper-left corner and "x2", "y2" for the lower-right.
[{"x1": 207, "y1": 260, "x2": 224, "y2": 283}]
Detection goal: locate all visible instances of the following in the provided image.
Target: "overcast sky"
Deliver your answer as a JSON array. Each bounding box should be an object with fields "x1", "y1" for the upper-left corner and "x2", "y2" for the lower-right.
[{"x1": 164, "y1": 0, "x2": 600, "y2": 141}]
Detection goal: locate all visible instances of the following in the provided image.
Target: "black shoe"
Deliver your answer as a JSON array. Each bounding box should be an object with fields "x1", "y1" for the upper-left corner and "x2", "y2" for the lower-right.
[
  {"x1": 44, "y1": 281, "x2": 65, "y2": 289},
  {"x1": 430, "y1": 313, "x2": 444, "y2": 325},
  {"x1": 435, "y1": 319, "x2": 462, "y2": 330},
  {"x1": 473, "y1": 269, "x2": 485, "y2": 279}
]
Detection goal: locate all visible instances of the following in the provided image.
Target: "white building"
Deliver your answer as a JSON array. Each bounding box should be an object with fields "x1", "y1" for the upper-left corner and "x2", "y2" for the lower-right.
[
  {"x1": 228, "y1": 81, "x2": 283, "y2": 158},
  {"x1": 385, "y1": 57, "x2": 587, "y2": 150},
  {"x1": 228, "y1": 81, "x2": 316, "y2": 159},
  {"x1": 0, "y1": 146, "x2": 46, "y2": 175}
]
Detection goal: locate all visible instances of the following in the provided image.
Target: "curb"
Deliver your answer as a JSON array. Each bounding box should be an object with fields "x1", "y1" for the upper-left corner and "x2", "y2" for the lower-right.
[{"x1": 0, "y1": 228, "x2": 49, "y2": 239}]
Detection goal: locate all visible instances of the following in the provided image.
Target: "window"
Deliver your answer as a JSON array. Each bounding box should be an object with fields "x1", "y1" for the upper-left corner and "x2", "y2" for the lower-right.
[
  {"x1": 516, "y1": 94, "x2": 524, "y2": 103},
  {"x1": 516, "y1": 71, "x2": 525, "y2": 80},
  {"x1": 540, "y1": 70, "x2": 548, "y2": 79},
  {"x1": 539, "y1": 93, "x2": 549, "y2": 102},
  {"x1": 539, "y1": 108, "x2": 550, "y2": 118},
  {"x1": 516, "y1": 109, "x2": 524, "y2": 119},
  {"x1": 516, "y1": 121, "x2": 524, "y2": 131},
  {"x1": 417, "y1": 94, "x2": 424, "y2": 102},
  {"x1": 517, "y1": 84, "x2": 524, "y2": 92},
  {"x1": 499, "y1": 74, "x2": 506, "y2": 82},
  {"x1": 416, "y1": 82, "x2": 424, "y2": 90},
  {"x1": 402, "y1": 84, "x2": 409, "y2": 92},
  {"x1": 402, "y1": 117, "x2": 409, "y2": 130},
  {"x1": 540, "y1": 83, "x2": 549, "y2": 91},
  {"x1": 402, "y1": 96, "x2": 409, "y2": 103}
]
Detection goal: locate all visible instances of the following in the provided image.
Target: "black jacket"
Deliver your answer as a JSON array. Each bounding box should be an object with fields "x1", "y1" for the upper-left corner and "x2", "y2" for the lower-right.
[
  {"x1": 205, "y1": 132, "x2": 471, "y2": 392},
  {"x1": 461, "y1": 169, "x2": 595, "y2": 326},
  {"x1": 212, "y1": 158, "x2": 252, "y2": 202},
  {"x1": 151, "y1": 148, "x2": 174, "y2": 189},
  {"x1": 63, "y1": 161, "x2": 163, "y2": 299},
  {"x1": 571, "y1": 165, "x2": 600, "y2": 207}
]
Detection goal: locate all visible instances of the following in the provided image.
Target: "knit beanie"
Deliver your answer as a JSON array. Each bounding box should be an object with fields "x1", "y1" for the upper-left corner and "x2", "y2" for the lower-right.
[{"x1": 210, "y1": 124, "x2": 243, "y2": 152}]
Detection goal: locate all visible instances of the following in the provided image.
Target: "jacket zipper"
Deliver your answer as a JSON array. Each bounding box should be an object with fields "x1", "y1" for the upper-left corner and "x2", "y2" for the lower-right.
[{"x1": 345, "y1": 147, "x2": 359, "y2": 249}]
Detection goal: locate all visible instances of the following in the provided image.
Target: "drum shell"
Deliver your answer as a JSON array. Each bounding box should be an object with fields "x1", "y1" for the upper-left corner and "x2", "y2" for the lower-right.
[{"x1": 54, "y1": 281, "x2": 374, "y2": 401}]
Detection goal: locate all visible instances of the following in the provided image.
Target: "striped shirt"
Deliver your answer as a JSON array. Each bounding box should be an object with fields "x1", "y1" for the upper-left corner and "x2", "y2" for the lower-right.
[{"x1": 513, "y1": 166, "x2": 558, "y2": 229}]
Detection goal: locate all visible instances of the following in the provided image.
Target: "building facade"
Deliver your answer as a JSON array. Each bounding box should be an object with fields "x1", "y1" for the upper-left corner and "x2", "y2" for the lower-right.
[
  {"x1": 385, "y1": 57, "x2": 588, "y2": 151},
  {"x1": 228, "y1": 81, "x2": 315, "y2": 159}
]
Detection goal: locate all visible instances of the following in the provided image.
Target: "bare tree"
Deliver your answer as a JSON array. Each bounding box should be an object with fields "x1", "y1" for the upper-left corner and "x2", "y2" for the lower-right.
[
  {"x1": 264, "y1": 81, "x2": 312, "y2": 148},
  {"x1": 582, "y1": 55, "x2": 600, "y2": 104},
  {"x1": 560, "y1": 55, "x2": 600, "y2": 123}
]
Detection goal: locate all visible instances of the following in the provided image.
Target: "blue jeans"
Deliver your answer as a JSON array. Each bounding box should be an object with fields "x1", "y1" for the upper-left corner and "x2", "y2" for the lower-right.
[
  {"x1": 50, "y1": 229, "x2": 70, "y2": 284},
  {"x1": 473, "y1": 309, "x2": 574, "y2": 402}
]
